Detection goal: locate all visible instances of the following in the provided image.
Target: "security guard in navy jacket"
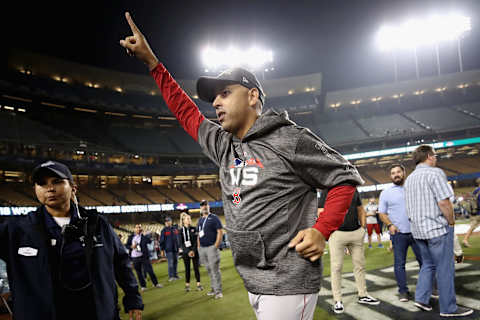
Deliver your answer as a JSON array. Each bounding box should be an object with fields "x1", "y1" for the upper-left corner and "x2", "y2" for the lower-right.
[{"x1": 0, "y1": 161, "x2": 143, "y2": 320}]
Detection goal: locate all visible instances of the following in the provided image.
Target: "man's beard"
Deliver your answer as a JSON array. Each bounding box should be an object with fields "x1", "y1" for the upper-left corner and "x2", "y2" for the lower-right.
[{"x1": 392, "y1": 177, "x2": 404, "y2": 186}]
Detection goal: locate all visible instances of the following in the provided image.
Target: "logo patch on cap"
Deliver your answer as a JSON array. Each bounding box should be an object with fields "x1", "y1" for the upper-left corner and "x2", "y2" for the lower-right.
[
  {"x1": 40, "y1": 161, "x2": 56, "y2": 168},
  {"x1": 242, "y1": 76, "x2": 249, "y2": 84}
]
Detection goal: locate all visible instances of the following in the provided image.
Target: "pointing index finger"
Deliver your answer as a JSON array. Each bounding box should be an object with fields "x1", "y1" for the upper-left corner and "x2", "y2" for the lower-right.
[{"x1": 125, "y1": 12, "x2": 141, "y2": 34}]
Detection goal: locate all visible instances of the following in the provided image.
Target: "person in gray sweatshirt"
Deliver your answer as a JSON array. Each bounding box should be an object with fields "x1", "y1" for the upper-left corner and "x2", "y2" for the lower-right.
[{"x1": 120, "y1": 12, "x2": 363, "y2": 320}]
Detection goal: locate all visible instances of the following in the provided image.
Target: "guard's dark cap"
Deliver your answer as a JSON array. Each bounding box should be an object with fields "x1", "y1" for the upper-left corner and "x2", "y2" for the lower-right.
[
  {"x1": 32, "y1": 161, "x2": 74, "y2": 185},
  {"x1": 197, "y1": 68, "x2": 265, "y2": 105},
  {"x1": 165, "y1": 216, "x2": 172, "y2": 221},
  {"x1": 200, "y1": 200, "x2": 208, "y2": 206}
]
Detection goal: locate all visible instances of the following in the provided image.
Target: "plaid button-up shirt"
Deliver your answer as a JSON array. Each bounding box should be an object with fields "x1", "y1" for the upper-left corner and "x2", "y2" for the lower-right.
[{"x1": 405, "y1": 163, "x2": 453, "y2": 240}]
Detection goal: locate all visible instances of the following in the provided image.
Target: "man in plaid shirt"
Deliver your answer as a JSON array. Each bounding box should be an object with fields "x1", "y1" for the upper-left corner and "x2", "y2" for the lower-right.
[{"x1": 405, "y1": 145, "x2": 472, "y2": 318}]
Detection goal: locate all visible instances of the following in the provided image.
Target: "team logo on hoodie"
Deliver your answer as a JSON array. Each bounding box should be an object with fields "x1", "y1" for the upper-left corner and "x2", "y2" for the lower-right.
[
  {"x1": 229, "y1": 158, "x2": 264, "y2": 187},
  {"x1": 228, "y1": 158, "x2": 264, "y2": 205},
  {"x1": 232, "y1": 187, "x2": 242, "y2": 205}
]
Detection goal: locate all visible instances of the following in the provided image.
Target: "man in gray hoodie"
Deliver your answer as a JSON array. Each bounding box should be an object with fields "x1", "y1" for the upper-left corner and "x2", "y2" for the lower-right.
[{"x1": 120, "y1": 12, "x2": 363, "y2": 320}]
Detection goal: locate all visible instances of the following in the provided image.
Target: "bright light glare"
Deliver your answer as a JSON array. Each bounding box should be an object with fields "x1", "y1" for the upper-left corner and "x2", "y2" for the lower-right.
[
  {"x1": 202, "y1": 47, "x2": 274, "y2": 70},
  {"x1": 377, "y1": 13, "x2": 471, "y2": 51}
]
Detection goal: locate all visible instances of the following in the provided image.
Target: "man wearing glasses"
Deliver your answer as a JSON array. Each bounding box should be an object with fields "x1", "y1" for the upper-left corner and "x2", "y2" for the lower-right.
[{"x1": 0, "y1": 161, "x2": 143, "y2": 320}]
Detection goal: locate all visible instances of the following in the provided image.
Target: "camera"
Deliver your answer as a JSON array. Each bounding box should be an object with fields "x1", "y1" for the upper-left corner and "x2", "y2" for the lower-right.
[{"x1": 61, "y1": 217, "x2": 88, "y2": 243}]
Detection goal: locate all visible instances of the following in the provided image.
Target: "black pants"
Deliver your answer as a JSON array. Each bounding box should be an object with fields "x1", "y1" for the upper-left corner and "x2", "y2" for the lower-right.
[
  {"x1": 133, "y1": 257, "x2": 158, "y2": 287},
  {"x1": 183, "y1": 251, "x2": 200, "y2": 284}
]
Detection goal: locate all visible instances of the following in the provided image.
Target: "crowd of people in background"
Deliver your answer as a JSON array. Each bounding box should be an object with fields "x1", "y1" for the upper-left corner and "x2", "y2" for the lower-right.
[{"x1": 314, "y1": 144, "x2": 478, "y2": 317}]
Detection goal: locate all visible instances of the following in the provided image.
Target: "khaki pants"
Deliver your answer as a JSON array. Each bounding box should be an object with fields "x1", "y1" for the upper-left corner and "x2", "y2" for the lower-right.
[
  {"x1": 470, "y1": 215, "x2": 480, "y2": 229},
  {"x1": 329, "y1": 227, "x2": 368, "y2": 302}
]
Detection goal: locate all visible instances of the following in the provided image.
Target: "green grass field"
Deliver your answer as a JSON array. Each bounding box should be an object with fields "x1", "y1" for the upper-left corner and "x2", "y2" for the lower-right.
[{"x1": 120, "y1": 235, "x2": 480, "y2": 320}]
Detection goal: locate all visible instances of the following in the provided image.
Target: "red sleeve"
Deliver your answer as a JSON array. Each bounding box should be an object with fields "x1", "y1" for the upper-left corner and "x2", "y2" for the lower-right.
[
  {"x1": 150, "y1": 63, "x2": 205, "y2": 141},
  {"x1": 313, "y1": 185, "x2": 356, "y2": 240}
]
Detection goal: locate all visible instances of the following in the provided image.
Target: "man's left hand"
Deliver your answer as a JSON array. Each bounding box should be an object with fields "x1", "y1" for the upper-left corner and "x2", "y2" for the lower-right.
[{"x1": 288, "y1": 228, "x2": 326, "y2": 262}]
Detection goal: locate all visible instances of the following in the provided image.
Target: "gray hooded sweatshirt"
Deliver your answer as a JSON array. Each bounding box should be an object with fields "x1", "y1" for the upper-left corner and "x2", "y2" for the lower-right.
[
  {"x1": 150, "y1": 63, "x2": 363, "y2": 296},
  {"x1": 198, "y1": 109, "x2": 363, "y2": 295}
]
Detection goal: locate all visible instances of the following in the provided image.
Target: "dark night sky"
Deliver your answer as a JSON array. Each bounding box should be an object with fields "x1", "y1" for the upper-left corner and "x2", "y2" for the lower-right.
[{"x1": 5, "y1": 0, "x2": 480, "y2": 92}]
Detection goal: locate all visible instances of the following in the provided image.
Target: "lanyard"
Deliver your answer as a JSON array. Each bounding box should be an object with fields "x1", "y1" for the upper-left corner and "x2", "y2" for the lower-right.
[
  {"x1": 182, "y1": 226, "x2": 190, "y2": 242},
  {"x1": 200, "y1": 214, "x2": 210, "y2": 231}
]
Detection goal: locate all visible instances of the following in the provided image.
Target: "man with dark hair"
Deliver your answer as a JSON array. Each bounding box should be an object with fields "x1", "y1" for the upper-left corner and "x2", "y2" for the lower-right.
[
  {"x1": 0, "y1": 161, "x2": 143, "y2": 320},
  {"x1": 127, "y1": 224, "x2": 163, "y2": 290},
  {"x1": 120, "y1": 13, "x2": 363, "y2": 319},
  {"x1": 405, "y1": 146, "x2": 473, "y2": 317},
  {"x1": 378, "y1": 164, "x2": 422, "y2": 302},
  {"x1": 462, "y1": 177, "x2": 480, "y2": 247},
  {"x1": 160, "y1": 217, "x2": 181, "y2": 281}
]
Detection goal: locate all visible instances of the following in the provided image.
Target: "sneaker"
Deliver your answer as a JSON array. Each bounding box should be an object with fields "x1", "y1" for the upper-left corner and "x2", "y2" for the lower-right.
[
  {"x1": 155, "y1": 283, "x2": 163, "y2": 288},
  {"x1": 358, "y1": 296, "x2": 380, "y2": 305},
  {"x1": 462, "y1": 241, "x2": 471, "y2": 248},
  {"x1": 185, "y1": 286, "x2": 190, "y2": 292},
  {"x1": 168, "y1": 277, "x2": 175, "y2": 282},
  {"x1": 378, "y1": 243, "x2": 384, "y2": 248},
  {"x1": 440, "y1": 306, "x2": 474, "y2": 317},
  {"x1": 414, "y1": 301, "x2": 432, "y2": 311},
  {"x1": 174, "y1": 276, "x2": 182, "y2": 280},
  {"x1": 333, "y1": 301, "x2": 344, "y2": 314},
  {"x1": 368, "y1": 244, "x2": 372, "y2": 249},
  {"x1": 140, "y1": 287, "x2": 146, "y2": 292},
  {"x1": 207, "y1": 290, "x2": 215, "y2": 296},
  {"x1": 214, "y1": 292, "x2": 223, "y2": 299},
  {"x1": 399, "y1": 292, "x2": 410, "y2": 302},
  {"x1": 455, "y1": 254, "x2": 464, "y2": 263},
  {"x1": 197, "y1": 285, "x2": 204, "y2": 291}
]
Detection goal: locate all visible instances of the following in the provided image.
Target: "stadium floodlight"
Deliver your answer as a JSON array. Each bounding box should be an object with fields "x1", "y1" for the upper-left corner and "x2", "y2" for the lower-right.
[
  {"x1": 201, "y1": 46, "x2": 274, "y2": 72},
  {"x1": 376, "y1": 14, "x2": 471, "y2": 51},
  {"x1": 376, "y1": 13, "x2": 471, "y2": 80}
]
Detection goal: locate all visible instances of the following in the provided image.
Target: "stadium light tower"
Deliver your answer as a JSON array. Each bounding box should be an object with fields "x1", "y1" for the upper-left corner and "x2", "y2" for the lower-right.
[
  {"x1": 376, "y1": 13, "x2": 471, "y2": 80},
  {"x1": 201, "y1": 46, "x2": 274, "y2": 78}
]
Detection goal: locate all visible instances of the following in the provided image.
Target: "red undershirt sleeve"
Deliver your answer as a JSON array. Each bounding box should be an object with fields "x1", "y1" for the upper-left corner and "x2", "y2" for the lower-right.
[
  {"x1": 150, "y1": 63, "x2": 205, "y2": 141},
  {"x1": 313, "y1": 185, "x2": 356, "y2": 240}
]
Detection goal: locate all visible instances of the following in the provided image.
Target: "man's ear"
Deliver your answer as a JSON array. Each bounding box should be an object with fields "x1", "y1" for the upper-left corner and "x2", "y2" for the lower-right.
[
  {"x1": 71, "y1": 184, "x2": 78, "y2": 204},
  {"x1": 248, "y1": 88, "x2": 260, "y2": 107}
]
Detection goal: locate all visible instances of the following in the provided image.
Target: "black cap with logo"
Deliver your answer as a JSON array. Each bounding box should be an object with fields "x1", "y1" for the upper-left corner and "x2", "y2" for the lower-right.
[
  {"x1": 196, "y1": 68, "x2": 265, "y2": 105},
  {"x1": 32, "y1": 161, "x2": 74, "y2": 185},
  {"x1": 200, "y1": 200, "x2": 208, "y2": 207}
]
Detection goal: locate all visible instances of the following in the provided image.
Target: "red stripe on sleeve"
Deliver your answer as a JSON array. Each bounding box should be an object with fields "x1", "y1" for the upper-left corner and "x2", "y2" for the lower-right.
[
  {"x1": 150, "y1": 63, "x2": 205, "y2": 141},
  {"x1": 313, "y1": 185, "x2": 356, "y2": 240}
]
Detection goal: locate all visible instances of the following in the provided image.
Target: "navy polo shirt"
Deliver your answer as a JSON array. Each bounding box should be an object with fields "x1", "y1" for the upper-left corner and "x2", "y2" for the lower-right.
[{"x1": 198, "y1": 214, "x2": 222, "y2": 247}]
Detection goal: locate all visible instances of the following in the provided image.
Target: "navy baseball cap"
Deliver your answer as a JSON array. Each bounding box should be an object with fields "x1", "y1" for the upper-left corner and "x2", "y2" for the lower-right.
[
  {"x1": 165, "y1": 216, "x2": 172, "y2": 222},
  {"x1": 32, "y1": 161, "x2": 74, "y2": 185},
  {"x1": 197, "y1": 68, "x2": 265, "y2": 105},
  {"x1": 200, "y1": 200, "x2": 208, "y2": 206}
]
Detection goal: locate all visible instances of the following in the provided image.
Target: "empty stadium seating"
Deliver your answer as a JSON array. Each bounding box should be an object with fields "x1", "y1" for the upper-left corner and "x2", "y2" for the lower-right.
[{"x1": 404, "y1": 107, "x2": 480, "y2": 131}]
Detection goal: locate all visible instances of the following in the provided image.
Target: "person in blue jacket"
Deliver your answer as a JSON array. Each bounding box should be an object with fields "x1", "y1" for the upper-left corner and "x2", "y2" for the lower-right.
[
  {"x1": 0, "y1": 161, "x2": 143, "y2": 320},
  {"x1": 160, "y1": 216, "x2": 181, "y2": 281}
]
